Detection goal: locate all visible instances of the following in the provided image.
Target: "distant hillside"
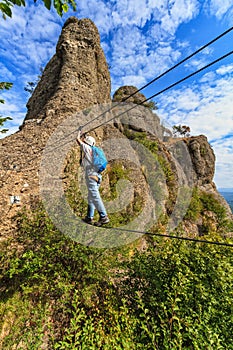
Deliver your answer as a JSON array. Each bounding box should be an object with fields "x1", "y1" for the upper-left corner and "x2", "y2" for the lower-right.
[
  {"x1": 219, "y1": 188, "x2": 233, "y2": 192},
  {"x1": 219, "y1": 191, "x2": 233, "y2": 212}
]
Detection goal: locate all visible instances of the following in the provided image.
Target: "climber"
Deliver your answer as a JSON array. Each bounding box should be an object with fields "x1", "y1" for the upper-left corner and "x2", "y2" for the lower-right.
[{"x1": 76, "y1": 129, "x2": 110, "y2": 226}]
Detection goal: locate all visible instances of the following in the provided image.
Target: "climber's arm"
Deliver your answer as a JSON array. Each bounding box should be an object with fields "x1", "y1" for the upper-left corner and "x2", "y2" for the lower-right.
[{"x1": 76, "y1": 128, "x2": 84, "y2": 145}]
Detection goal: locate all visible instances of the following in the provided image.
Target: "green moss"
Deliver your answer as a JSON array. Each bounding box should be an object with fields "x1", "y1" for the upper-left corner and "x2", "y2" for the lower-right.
[
  {"x1": 184, "y1": 188, "x2": 232, "y2": 233},
  {"x1": 200, "y1": 145, "x2": 207, "y2": 156},
  {"x1": 106, "y1": 161, "x2": 130, "y2": 200},
  {"x1": 156, "y1": 154, "x2": 174, "y2": 183},
  {"x1": 124, "y1": 130, "x2": 158, "y2": 153},
  {"x1": 185, "y1": 188, "x2": 203, "y2": 221}
]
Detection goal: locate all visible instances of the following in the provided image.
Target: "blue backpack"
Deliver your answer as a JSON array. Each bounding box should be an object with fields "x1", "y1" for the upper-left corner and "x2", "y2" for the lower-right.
[{"x1": 92, "y1": 146, "x2": 108, "y2": 173}]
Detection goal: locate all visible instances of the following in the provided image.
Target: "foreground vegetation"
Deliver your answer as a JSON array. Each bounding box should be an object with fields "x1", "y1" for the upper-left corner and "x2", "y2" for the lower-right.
[
  {"x1": 1, "y1": 203, "x2": 233, "y2": 349},
  {"x1": 1, "y1": 132, "x2": 233, "y2": 348}
]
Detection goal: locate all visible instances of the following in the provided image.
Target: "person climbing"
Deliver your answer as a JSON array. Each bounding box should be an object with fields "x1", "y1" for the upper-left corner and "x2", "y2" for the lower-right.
[{"x1": 76, "y1": 129, "x2": 110, "y2": 226}]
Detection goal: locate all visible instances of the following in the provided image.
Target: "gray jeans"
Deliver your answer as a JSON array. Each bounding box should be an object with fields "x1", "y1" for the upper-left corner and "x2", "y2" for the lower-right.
[{"x1": 85, "y1": 172, "x2": 107, "y2": 218}]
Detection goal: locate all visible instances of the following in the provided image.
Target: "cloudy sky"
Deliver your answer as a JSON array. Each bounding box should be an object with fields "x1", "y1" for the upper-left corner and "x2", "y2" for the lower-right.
[{"x1": 0, "y1": 0, "x2": 233, "y2": 189}]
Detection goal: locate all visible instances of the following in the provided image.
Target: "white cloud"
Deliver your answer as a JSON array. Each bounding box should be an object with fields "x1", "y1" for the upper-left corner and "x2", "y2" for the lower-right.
[
  {"x1": 1, "y1": 0, "x2": 232, "y2": 186},
  {"x1": 216, "y1": 63, "x2": 233, "y2": 75},
  {"x1": 78, "y1": 0, "x2": 113, "y2": 34},
  {"x1": 0, "y1": 63, "x2": 14, "y2": 81},
  {"x1": 104, "y1": 0, "x2": 203, "y2": 99},
  {"x1": 0, "y1": 3, "x2": 61, "y2": 71},
  {"x1": 184, "y1": 57, "x2": 209, "y2": 70},
  {"x1": 0, "y1": 2, "x2": 62, "y2": 138},
  {"x1": 160, "y1": 0, "x2": 200, "y2": 35},
  {"x1": 184, "y1": 47, "x2": 214, "y2": 71},
  {"x1": 109, "y1": 26, "x2": 149, "y2": 80},
  {"x1": 156, "y1": 68, "x2": 233, "y2": 188},
  {"x1": 121, "y1": 74, "x2": 147, "y2": 88},
  {"x1": 208, "y1": 0, "x2": 233, "y2": 19},
  {"x1": 213, "y1": 137, "x2": 233, "y2": 188},
  {"x1": 199, "y1": 71, "x2": 217, "y2": 83},
  {"x1": 225, "y1": 7, "x2": 233, "y2": 26},
  {"x1": 159, "y1": 74, "x2": 233, "y2": 139},
  {"x1": 111, "y1": 0, "x2": 152, "y2": 28},
  {"x1": 172, "y1": 88, "x2": 200, "y2": 111},
  {"x1": 1, "y1": 88, "x2": 26, "y2": 113}
]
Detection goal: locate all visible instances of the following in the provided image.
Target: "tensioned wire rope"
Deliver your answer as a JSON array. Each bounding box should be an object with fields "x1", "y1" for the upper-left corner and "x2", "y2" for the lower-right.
[
  {"x1": 8, "y1": 24, "x2": 233, "y2": 158},
  {"x1": 81, "y1": 26, "x2": 233, "y2": 130},
  {"x1": 1, "y1": 35, "x2": 233, "y2": 247},
  {"x1": 1, "y1": 61, "x2": 233, "y2": 247},
  {"x1": 39, "y1": 25, "x2": 233, "y2": 144},
  {"x1": 104, "y1": 227, "x2": 233, "y2": 248},
  {"x1": 1, "y1": 48, "x2": 232, "y2": 177},
  {"x1": 1, "y1": 26, "x2": 232, "y2": 176},
  {"x1": 85, "y1": 49, "x2": 233, "y2": 133},
  {"x1": 24, "y1": 49, "x2": 233, "y2": 160},
  {"x1": 40, "y1": 51, "x2": 233, "y2": 248}
]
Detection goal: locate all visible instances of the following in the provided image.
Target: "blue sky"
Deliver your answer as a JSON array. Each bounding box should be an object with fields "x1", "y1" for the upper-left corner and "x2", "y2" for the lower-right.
[{"x1": 0, "y1": 0, "x2": 233, "y2": 189}]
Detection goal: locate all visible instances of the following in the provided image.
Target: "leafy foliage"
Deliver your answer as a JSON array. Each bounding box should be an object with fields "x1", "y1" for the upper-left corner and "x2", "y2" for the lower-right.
[
  {"x1": 0, "y1": 0, "x2": 76, "y2": 19},
  {"x1": 0, "y1": 82, "x2": 12, "y2": 91},
  {"x1": 1, "y1": 131, "x2": 233, "y2": 348},
  {"x1": 143, "y1": 99, "x2": 158, "y2": 111},
  {"x1": 0, "y1": 81, "x2": 13, "y2": 133},
  {"x1": 0, "y1": 0, "x2": 25, "y2": 19},
  {"x1": 24, "y1": 67, "x2": 44, "y2": 95},
  {"x1": 173, "y1": 124, "x2": 191, "y2": 137},
  {"x1": 118, "y1": 237, "x2": 233, "y2": 349},
  {"x1": 1, "y1": 202, "x2": 233, "y2": 349},
  {"x1": 184, "y1": 188, "x2": 231, "y2": 234}
]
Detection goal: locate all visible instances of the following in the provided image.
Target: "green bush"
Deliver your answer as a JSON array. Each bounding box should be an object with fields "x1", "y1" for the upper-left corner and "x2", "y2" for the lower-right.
[
  {"x1": 1, "y1": 203, "x2": 233, "y2": 349},
  {"x1": 185, "y1": 189, "x2": 231, "y2": 233},
  {"x1": 118, "y1": 237, "x2": 233, "y2": 349}
]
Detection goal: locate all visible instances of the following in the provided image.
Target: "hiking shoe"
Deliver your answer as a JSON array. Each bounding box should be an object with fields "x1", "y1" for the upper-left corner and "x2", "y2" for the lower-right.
[
  {"x1": 82, "y1": 216, "x2": 94, "y2": 225},
  {"x1": 94, "y1": 216, "x2": 110, "y2": 226}
]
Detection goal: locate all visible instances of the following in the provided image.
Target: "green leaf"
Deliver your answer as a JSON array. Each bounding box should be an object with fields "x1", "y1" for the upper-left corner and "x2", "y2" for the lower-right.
[
  {"x1": 0, "y1": 3, "x2": 12, "y2": 18},
  {"x1": 54, "y1": 0, "x2": 63, "y2": 16},
  {"x1": 13, "y1": 0, "x2": 25, "y2": 6},
  {"x1": 62, "y1": 3, "x2": 68, "y2": 12},
  {"x1": 0, "y1": 82, "x2": 13, "y2": 90},
  {"x1": 43, "y1": 0, "x2": 51, "y2": 10},
  {"x1": 69, "y1": 0, "x2": 77, "y2": 11}
]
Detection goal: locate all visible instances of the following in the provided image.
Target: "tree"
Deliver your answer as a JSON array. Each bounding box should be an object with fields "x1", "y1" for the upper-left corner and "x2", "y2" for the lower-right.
[
  {"x1": 0, "y1": 82, "x2": 13, "y2": 134},
  {"x1": 0, "y1": 0, "x2": 77, "y2": 19},
  {"x1": 24, "y1": 66, "x2": 44, "y2": 95},
  {"x1": 0, "y1": 0, "x2": 77, "y2": 131},
  {"x1": 172, "y1": 124, "x2": 191, "y2": 137},
  {"x1": 144, "y1": 99, "x2": 158, "y2": 111}
]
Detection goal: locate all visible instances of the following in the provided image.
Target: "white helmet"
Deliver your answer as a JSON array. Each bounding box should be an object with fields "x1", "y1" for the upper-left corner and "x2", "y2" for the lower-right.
[{"x1": 84, "y1": 135, "x2": 96, "y2": 146}]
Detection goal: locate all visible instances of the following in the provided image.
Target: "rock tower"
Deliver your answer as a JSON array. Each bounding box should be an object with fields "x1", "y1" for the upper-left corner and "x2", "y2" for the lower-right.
[
  {"x1": 0, "y1": 17, "x2": 111, "y2": 236},
  {"x1": 0, "y1": 17, "x2": 231, "y2": 241}
]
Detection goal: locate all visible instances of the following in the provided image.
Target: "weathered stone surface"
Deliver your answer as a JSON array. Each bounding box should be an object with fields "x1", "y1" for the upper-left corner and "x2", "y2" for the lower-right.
[
  {"x1": 113, "y1": 86, "x2": 147, "y2": 105},
  {"x1": 24, "y1": 17, "x2": 111, "y2": 122},
  {"x1": 0, "y1": 18, "x2": 232, "y2": 241},
  {"x1": 0, "y1": 17, "x2": 111, "y2": 237},
  {"x1": 112, "y1": 86, "x2": 165, "y2": 139},
  {"x1": 185, "y1": 135, "x2": 215, "y2": 186}
]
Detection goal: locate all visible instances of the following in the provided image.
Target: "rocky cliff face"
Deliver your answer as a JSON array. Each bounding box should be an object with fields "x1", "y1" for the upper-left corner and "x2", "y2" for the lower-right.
[
  {"x1": 24, "y1": 17, "x2": 111, "y2": 122},
  {"x1": 0, "y1": 17, "x2": 232, "y2": 242},
  {"x1": 0, "y1": 17, "x2": 111, "y2": 237}
]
